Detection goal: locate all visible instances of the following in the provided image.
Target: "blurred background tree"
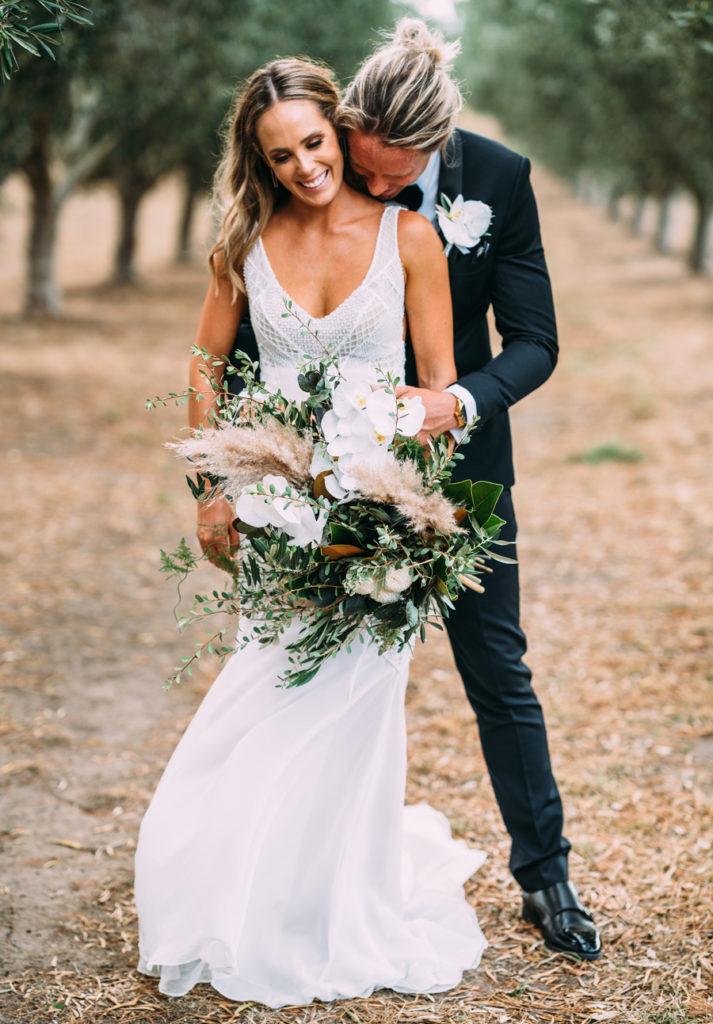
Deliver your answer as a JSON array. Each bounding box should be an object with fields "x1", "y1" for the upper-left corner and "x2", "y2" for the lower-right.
[
  {"x1": 0, "y1": 0, "x2": 122, "y2": 314},
  {"x1": 0, "y1": 0, "x2": 391, "y2": 314},
  {"x1": 2, "y1": 0, "x2": 711, "y2": 317},
  {"x1": 460, "y1": 0, "x2": 713, "y2": 272}
]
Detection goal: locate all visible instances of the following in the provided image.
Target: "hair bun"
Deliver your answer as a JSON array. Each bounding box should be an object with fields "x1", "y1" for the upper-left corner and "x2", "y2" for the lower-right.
[{"x1": 391, "y1": 16, "x2": 461, "y2": 72}]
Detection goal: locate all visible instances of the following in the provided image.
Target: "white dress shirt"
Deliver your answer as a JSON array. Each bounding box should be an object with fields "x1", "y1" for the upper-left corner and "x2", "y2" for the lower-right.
[{"x1": 409, "y1": 152, "x2": 477, "y2": 440}]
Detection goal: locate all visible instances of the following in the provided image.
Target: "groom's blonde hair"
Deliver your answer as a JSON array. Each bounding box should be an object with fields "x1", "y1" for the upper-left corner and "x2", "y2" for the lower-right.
[{"x1": 342, "y1": 18, "x2": 463, "y2": 152}]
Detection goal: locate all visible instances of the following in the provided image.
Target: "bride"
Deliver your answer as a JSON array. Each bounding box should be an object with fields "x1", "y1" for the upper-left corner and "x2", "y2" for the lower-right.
[{"x1": 134, "y1": 54, "x2": 488, "y2": 1008}]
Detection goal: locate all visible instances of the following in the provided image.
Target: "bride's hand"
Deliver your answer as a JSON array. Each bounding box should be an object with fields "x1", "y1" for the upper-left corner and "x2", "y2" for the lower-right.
[{"x1": 197, "y1": 497, "x2": 241, "y2": 569}]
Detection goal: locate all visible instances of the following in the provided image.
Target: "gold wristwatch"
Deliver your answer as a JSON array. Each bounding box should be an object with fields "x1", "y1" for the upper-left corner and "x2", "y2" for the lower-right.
[{"x1": 453, "y1": 395, "x2": 467, "y2": 429}]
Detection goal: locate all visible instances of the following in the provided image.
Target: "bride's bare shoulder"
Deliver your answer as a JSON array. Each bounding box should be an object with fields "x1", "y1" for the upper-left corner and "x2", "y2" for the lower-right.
[{"x1": 396, "y1": 209, "x2": 444, "y2": 265}]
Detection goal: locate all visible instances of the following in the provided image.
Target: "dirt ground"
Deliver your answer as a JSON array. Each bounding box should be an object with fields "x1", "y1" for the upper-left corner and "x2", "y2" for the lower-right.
[{"x1": 1, "y1": 114, "x2": 712, "y2": 1024}]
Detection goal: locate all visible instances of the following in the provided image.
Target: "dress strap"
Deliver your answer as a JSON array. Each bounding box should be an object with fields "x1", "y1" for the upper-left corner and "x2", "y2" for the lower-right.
[{"x1": 371, "y1": 204, "x2": 402, "y2": 273}]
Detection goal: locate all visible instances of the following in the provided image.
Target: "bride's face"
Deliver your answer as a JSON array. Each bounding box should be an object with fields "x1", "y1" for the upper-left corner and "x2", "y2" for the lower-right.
[{"x1": 257, "y1": 100, "x2": 343, "y2": 207}]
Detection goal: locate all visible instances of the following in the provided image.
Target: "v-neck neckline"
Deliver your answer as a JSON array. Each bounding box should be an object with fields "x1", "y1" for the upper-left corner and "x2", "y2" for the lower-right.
[{"x1": 258, "y1": 206, "x2": 390, "y2": 322}]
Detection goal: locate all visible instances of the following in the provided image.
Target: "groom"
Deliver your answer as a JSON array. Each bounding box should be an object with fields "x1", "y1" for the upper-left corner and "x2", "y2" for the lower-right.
[
  {"x1": 229, "y1": 27, "x2": 601, "y2": 960},
  {"x1": 337, "y1": 26, "x2": 601, "y2": 962}
]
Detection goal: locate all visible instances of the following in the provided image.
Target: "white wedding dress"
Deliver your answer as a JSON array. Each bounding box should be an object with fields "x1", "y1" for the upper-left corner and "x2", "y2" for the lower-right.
[{"x1": 134, "y1": 205, "x2": 488, "y2": 1008}]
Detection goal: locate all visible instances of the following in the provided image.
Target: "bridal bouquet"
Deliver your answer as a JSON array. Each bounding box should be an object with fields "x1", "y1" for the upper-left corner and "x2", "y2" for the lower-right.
[{"x1": 152, "y1": 335, "x2": 510, "y2": 688}]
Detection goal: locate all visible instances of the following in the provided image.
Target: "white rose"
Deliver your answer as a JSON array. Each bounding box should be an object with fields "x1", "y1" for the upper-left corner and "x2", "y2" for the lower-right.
[
  {"x1": 345, "y1": 565, "x2": 380, "y2": 597},
  {"x1": 348, "y1": 576, "x2": 379, "y2": 597},
  {"x1": 383, "y1": 566, "x2": 413, "y2": 593}
]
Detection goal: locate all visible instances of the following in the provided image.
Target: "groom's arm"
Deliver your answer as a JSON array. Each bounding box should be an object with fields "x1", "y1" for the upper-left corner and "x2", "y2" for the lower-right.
[{"x1": 456, "y1": 156, "x2": 558, "y2": 429}]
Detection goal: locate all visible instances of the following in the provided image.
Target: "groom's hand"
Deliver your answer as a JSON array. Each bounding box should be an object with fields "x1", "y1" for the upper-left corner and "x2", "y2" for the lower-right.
[{"x1": 395, "y1": 385, "x2": 458, "y2": 441}]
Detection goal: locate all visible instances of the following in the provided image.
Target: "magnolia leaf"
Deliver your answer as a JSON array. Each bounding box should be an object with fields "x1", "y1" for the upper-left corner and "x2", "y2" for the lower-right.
[
  {"x1": 442, "y1": 480, "x2": 472, "y2": 508},
  {"x1": 320, "y1": 543, "x2": 366, "y2": 560},
  {"x1": 312, "y1": 470, "x2": 331, "y2": 500},
  {"x1": 470, "y1": 481, "x2": 503, "y2": 526},
  {"x1": 329, "y1": 522, "x2": 362, "y2": 546},
  {"x1": 231, "y1": 517, "x2": 263, "y2": 537},
  {"x1": 482, "y1": 512, "x2": 506, "y2": 537}
]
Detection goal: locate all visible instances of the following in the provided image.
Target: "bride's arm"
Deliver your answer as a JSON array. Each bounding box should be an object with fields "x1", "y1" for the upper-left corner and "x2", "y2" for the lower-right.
[
  {"x1": 189, "y1": 253, "x2": 247, "y2": 564},
  {"x1": 397, "y1": 212, "x2": 461, "y2": 436},
  {"x1": 189, "y1": 253, "x2": 247, "y2": 431},
  {"x1": 399, "y1": 211, "x2": 456, "y2": 390}
]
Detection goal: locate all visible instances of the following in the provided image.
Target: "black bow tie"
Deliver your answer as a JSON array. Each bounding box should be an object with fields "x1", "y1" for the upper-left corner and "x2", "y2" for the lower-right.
[{"x1": 394, "y1": 184, "x2": 424, "y2": 212}]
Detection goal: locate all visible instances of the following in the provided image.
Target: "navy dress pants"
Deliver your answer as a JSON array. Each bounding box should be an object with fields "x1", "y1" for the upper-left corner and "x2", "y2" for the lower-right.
[{"x1": 444, "y1": 487, "x2": 571, "y2": 892}]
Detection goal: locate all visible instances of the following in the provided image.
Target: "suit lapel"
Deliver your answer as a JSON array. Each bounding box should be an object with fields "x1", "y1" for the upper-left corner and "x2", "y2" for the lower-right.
[
  {"x1": 437, "y1": 131, "x2": 469, "y2": 288},
  {"x1": 437, "y1": 129, "x2": 463, "y2": 208}
]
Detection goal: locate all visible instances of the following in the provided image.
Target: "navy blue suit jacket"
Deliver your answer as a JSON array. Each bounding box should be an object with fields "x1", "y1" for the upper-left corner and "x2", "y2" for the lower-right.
[{"x1": 421, "y1": 129, "x2": 558, "y2": 486}]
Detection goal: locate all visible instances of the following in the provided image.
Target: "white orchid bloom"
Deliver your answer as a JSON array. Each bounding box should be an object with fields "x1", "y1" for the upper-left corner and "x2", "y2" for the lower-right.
[
  {"x1": 327, "y1": 432, "x2": 376, "y2": 458},
  {"x1": 235, "y1": 474, "x2": 327, "y2": 547},
  {"x1": 331, "y1": 370, "x2": 379, "y2": 417},
  {"x1": 309, "y1": 442, "x2": 349, "y2": 499},
  {"x1": 320, "y1": 367, "x2": 428, "y2": 492},
  {"x1": 395, "y1": 395, "x2": 426, "y2": 437},
  {"x1": 235, "y1": 474, "x2": 292, "y2": 530},
  {"x1": 436, "y1": 194, "x2": 492, "y2": 256},
  {"x1": 284, "y1": 505, "x2": 329, "y2": 547}
]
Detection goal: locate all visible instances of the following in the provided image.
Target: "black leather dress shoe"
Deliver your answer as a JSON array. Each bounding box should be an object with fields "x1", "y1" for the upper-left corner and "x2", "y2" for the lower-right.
[{"x1": 522, "y1": 881, "x2": 602, "y2": 960}]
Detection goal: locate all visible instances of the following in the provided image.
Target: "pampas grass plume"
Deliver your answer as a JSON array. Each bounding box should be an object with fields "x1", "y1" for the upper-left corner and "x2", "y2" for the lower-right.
[
  {"x1": 167, "y1": 420, "x2": 313, "y2": 500},
  {"x1": 349, "y1": 457, "x2": 461, "y2": 535}
]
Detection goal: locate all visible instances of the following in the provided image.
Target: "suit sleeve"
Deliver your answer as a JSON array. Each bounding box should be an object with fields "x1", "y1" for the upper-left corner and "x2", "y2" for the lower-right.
[{"x1": 456, "y1": 156, "x2": 558, "y2": 428}]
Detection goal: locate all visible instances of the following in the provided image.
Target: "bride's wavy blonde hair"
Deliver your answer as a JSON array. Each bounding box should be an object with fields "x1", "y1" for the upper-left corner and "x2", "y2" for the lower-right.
[{"x1": 210, "y1": 57, "x2": 345, "y2": 300}]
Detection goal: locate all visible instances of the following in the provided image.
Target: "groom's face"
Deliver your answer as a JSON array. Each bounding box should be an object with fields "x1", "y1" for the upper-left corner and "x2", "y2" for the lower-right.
[{"x1": 346, "y1": 131, "x2": 430, "y2": 200}]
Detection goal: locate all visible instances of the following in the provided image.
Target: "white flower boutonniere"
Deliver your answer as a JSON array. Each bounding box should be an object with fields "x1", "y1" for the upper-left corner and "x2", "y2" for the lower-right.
[{"x1": 435, "y1": 193, "x2": 493, "y2": 257}]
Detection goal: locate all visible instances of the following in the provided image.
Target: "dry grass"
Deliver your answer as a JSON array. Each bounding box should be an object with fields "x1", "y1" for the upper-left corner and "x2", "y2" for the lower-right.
[{"x1": 1, "y1": 113, "x2": 712, "y2": 1023}]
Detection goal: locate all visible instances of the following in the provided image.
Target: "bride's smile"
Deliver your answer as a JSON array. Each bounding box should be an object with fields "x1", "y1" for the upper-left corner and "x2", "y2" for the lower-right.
[{"x1": 299, "y1": 168, "x2": 329, "y2": 190}]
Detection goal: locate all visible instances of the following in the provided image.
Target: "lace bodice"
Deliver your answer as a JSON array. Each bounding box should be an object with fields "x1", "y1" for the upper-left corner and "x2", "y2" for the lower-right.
[{"x1": 243, "y1": 205, "x2": 405, "y2": 398}]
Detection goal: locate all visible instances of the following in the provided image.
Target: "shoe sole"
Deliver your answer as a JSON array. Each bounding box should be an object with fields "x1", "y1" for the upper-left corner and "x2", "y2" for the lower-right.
[{"x1": 522, "y1": 904, "x2": 603, "y2": 961}]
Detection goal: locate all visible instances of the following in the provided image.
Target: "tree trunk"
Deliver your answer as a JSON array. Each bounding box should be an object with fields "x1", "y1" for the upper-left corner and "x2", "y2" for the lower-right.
[
  {"x1": 687, "y1": 192, "x2": 711, "y2": 274},
  {"x1": 23, "y1": 120, "x2": 61, "y2": 317},
  {"x1": 654, "y1": 195, "x2": 672, "y2": 254},
  {"x1": 607, "y1": 185, "x2": 623, "y2": 222},
  {"x1": 114, "y1": 178, "x2": 150, "y2": 284},
  {"x1": 630, "y1": 195, "x2": 646, "y2": 235},
  {"x1": 175, "y1": 175, "x2": 198, "y2": 264}
]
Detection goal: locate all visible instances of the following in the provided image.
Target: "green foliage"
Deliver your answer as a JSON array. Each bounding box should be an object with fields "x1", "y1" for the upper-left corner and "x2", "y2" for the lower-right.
[
  {"x1": 234, "y1": 0, "x2": 392, "y2": 84},
  {"x1": 1, "y1": 0, "x2": 396, "y2": 305},
  {"x1": 159, "y1": 537, "x2": 198, "y2": 577},
  {"x1": 461, "y1": 0, "x2": 713, "y2": 219},
  {"x1": 569, "y1": 442, "x2": 644, "y2": 464},
  {"x1": 0, "y1": 0, "x2": 91, "y2": 81}
]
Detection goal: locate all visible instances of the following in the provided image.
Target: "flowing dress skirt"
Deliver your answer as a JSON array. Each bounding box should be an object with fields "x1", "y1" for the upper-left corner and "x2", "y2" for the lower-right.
[{"x1": 134, "y1": 624, "x2": 487, "y2": 1008}]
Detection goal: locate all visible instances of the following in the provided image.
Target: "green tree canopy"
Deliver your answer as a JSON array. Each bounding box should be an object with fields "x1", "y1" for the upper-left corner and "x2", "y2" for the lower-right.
[{"x1": 461, "y1": 0, "x2": 713, "y2": 271}]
